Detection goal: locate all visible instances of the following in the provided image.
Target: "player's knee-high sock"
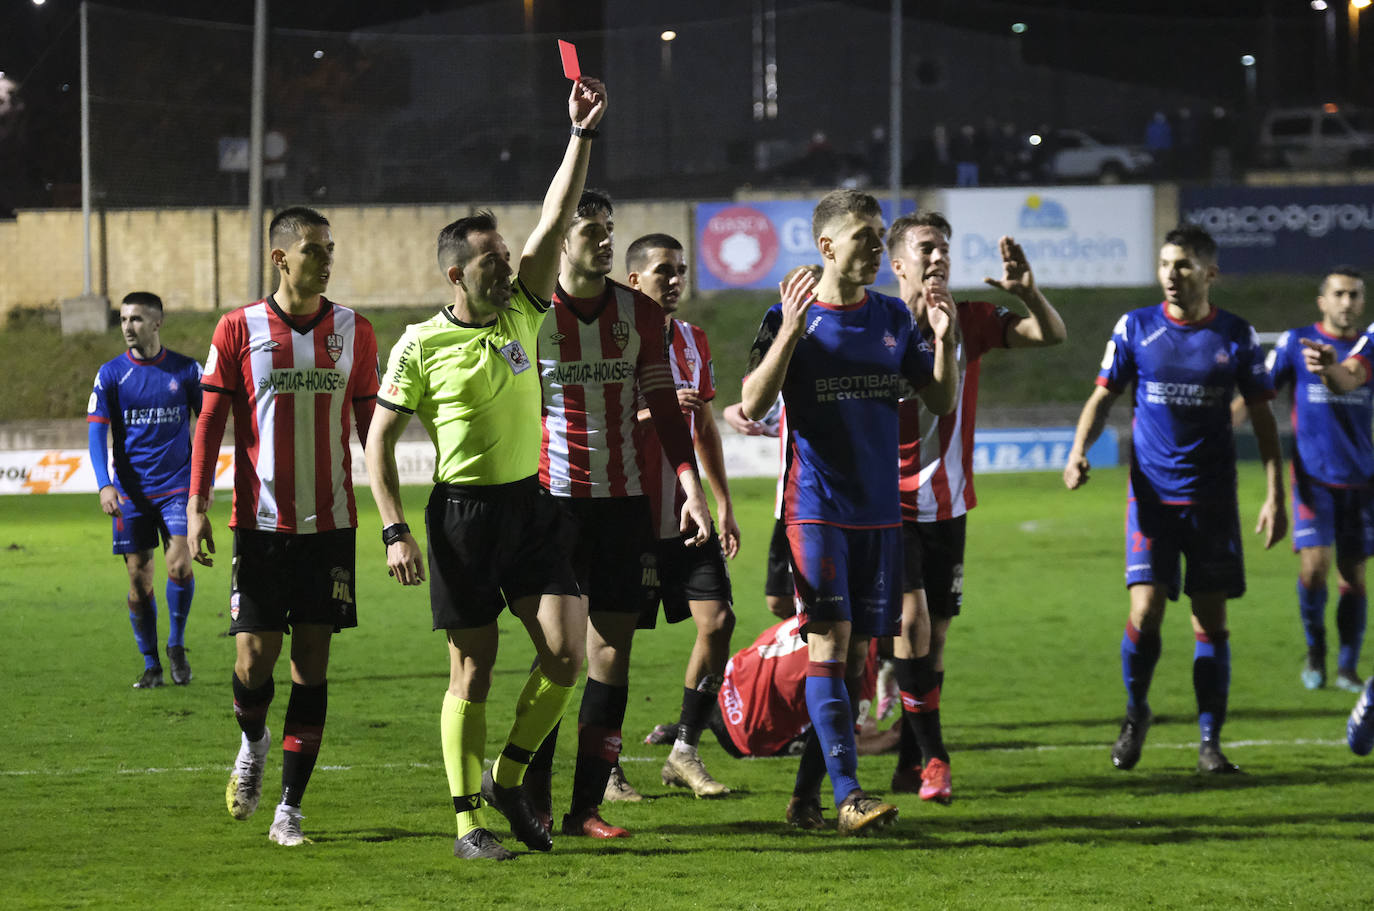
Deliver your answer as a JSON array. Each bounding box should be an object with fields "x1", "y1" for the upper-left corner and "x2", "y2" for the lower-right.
[
  {"x1": 493, "y1": 667, "x2": 574, "y2": 789},
  {"x1": 897, "y1": 714, "x2": 921, "y2": 770},
  {"x1": 1121, "y1": 623, "x2": 1162, "y2": 717},
  {"x1": 895, "y1": 655, "x2": 949, "y2": 765},
  {"x1": 673, "y1": 675, "x2": 723, "y2": 755},
  {"x1": 164, "y1": 574, "x2": 193, "y2": 650},
  {"x1": 280, "y1": 681, "x2": 326, "y2": 808},
  {"x1": 570, "y1": 679, "x2": 628, "y2": 815},
  {"x1": 1336, "y1": 583, "x2": 1366, "y2": 674},
  {"x1": 231, "y1": 673, "x2": 273, "y2": 743},
  {"x1": 804, "y1": 661, "x2": 860, "y2": 808},
  {"x1": 1298, "y1": 580, "x2": 1328, "y2": 655},
  {"x1": 441, "y1": 691, "x2": 486, "y2": 838},
  {"x1": 127, "y1": 591, "x2": 161, "y2": 670},
  {"x1": 1193, "y1": 631, "x2": 1231, "y2": 743},
  {"x1": 792, "y1": 729, "x2": 826, "y2": 799}
]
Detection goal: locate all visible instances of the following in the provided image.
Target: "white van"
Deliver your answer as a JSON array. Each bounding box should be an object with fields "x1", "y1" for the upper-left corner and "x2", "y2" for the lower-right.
[{"x1": 1257, "y1": 106, "x2": 1374, "y2": 168}]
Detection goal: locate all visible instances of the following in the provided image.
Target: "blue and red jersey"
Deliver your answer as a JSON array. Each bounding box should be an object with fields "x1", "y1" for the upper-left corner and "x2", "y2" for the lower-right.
[
  {"x1": 746, "y1": 290, "x2": 935, "y2": 528},
  {"x1": 87, "y1": 348, "x2": 203, "y2": 500},
  {"x1": 1269, "y1": 323, "x2": 1374, "y2": 488},
  {"x1": 1096, "y1": 302, "x2": 1273, "y2": 504}
]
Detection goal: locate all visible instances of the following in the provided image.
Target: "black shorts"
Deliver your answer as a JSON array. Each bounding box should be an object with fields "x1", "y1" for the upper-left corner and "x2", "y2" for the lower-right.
[
  {"x1": 907, "y1": 516, "x2": 966, "y2": 620},
  {"x1": 425, "y1": 477, "x2": 578, "y2": 631},
  {"x1": 764, "y1": 517, "x2": 794, "y2": 598},
  {"x1": 229, "y1": 528, "x2": 358, "y2": 634},
  {"x1": 549, "y1": 495, "x2": 659, "y2": 616},
  {"x1": 640, "y1": 528, "x2": 733, "y2": 628}
]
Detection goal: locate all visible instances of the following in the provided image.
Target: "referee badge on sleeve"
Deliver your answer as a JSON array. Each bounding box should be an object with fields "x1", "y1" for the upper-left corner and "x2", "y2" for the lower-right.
[{"x1": 499, "y1": 340, "x2": 531, "y2": 375}]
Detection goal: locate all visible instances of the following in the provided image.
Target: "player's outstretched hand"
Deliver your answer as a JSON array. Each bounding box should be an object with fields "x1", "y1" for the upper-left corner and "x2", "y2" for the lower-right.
[
  {"x1": 1063, "y1": 455, "x2": 1090, "y2": 490},
  {"x1": 1300, "y1": 337, "x2": 1337, "y2": 374},
  {"x1": 387, "y1": 534, "x2": 426, "y2": 586},
  {"x1": 98, "y1": 485, "x2": 121, "y2": 517},
  {"x1": 983, "y1": 235, "x2": 1035, "y2": 298},
  {"x1": 778, "y1": 267, "x2": 818, "y2": 340},
  {"x1": 570, "y1": 76, "x2": 607, "y2": 130},
  {"x1": 188, "y1": 509, "x2": 215, "y2": 567},
  {"x1": 1256, "y1": 496, "x2": 1288, "y2": 550}
]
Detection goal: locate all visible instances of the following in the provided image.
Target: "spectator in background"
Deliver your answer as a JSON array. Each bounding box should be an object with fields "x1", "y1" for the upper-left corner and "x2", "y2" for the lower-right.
[
  {"x1": 1146, "y1": 111, "x2": 1174, "y2": 178},
  {"x1": 953, "y1": 124, "x2": 981, "y2": 187}
]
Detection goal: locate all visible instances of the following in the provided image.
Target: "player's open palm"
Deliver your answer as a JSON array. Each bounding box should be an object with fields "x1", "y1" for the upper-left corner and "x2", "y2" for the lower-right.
[
  {"x1": 984, "y1": 235, "x2": 1034, "y2": 297},
  {"x1": 778, "y1": 268, "x2": 817, "y2": 340}
]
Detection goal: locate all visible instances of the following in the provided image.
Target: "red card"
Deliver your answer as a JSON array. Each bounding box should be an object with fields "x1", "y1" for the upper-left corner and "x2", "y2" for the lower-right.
[{"x1": 558, "y1": 39, "x2": 581, "y2": 81}]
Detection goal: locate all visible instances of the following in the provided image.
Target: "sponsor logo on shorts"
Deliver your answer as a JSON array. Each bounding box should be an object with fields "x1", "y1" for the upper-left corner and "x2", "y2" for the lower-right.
[
  {"x1": 230, "y1": 591, "x2": 240, "y2": 621},
  {"x1": 330, "y1": 566, "x2": 354, "y2": 605}
]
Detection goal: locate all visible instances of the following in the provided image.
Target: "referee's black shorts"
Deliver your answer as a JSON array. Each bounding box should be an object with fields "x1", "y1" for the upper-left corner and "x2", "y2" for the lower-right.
[{"x1": 425, "y1": 476, "x2": 578, "y2": 631}]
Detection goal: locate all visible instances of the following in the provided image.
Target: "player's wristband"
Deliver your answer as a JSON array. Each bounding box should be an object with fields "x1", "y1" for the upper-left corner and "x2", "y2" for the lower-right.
[
  {"x1": 570, "y1": 125, "x2": 599, "y2": 139},
  {"x1": 382, "y1": 523, "x2": 410, "y2": 546}
]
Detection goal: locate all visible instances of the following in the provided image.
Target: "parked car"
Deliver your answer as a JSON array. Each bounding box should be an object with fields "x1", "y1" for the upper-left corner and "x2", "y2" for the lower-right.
[
  {"x1": 1037, "y1": 128, "x2": 1154, "y2": 183},
  {"x1": 1256, "y1": 105, "x2": 1374, "y2": 168}
]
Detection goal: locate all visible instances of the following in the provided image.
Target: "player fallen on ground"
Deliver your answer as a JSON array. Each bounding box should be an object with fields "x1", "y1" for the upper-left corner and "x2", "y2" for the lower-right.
[
  {"x1": 87, "y1": 291, "x2": 202, "y2": 689},
  {"x1": 1065, "y1": 224, "x2": 1286, "y2": 775},
  {"x1": 605, "y1": 232, "x2": 739, "y2": 801},
  {"x1": 886, "y1": 213, "x2": 1066, "y2": 804},
  {"x1": 525, "y1": 191, "x2": 713, "y2": 840},
  {"x1": 1266, "y1": 268, "x2": 1371, "y2": 694},
  {"x1": 741, "y1": 189, "x2": 957, "y2": 834},
  {"x1": 189, "y1": 206, "x2": 380, "y2": 846},
  {"x1": 365, "y1": 76, "x2": 606, "y2": 861}
]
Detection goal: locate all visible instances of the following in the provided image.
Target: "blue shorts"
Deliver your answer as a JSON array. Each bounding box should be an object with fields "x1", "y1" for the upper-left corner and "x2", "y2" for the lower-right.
[
  {"x1": 786, "y1": 522, "x2": 902, "y2": 639},
  {"x1": 1125, "y1": 493, "x2": 1244, "y2": 601},
  {"x1": 1291, "y1": 471, "x2": 1374, "y2": 561},
  {"x1": 112, "y1": 491, "x2": 188, "y2": 555}
]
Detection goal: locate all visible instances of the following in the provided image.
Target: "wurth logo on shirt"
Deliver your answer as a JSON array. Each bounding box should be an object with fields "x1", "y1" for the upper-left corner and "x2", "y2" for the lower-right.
[
  {"x1": 257, "y1": 367, "x2": 347, "y2": 394},
  {"x1": 548, "y1": 358, "x2": 635, "y2": 385}
]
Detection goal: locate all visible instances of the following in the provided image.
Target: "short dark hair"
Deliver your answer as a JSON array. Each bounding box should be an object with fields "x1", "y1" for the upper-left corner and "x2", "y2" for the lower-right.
[
  {"x1": 437, "y1": 209, "x2": 498, "y2": 273},
  {"x1": 575, "y1": 189, "x2": 614, "y2": 222},
  {"x1": 269, "y1": 206, "x2": 330, "y2": 250},
  {"x1": 120, "y1": 291, "x2": 163, "y2": 313},
  {"x1": 1163, "y1": 224, "x2": 1218, "y2": 263},
  {"x1": 887, "y1": 211, "x2": 952, "y2": 255},
  {"x1": 1325, "y1": 265, "x2": 1364, "y2": 286},
  {"x1": 812, "y1": 189, "x2": 881, "y2": 242},
  {"x1": 625, "y1": 233, "x2": 683, "y2": 273}
]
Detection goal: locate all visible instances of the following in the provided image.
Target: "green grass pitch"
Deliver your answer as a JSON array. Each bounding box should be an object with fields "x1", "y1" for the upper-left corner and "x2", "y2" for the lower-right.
[{"x1": 2, "y1": 467, "x2": 1372, "y2": 909}]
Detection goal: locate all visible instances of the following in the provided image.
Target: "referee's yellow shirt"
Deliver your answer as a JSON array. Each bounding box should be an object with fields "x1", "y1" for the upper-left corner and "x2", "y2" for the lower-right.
[{"x1": 378, "y1": 279, "x2": 548, "y2": 486}]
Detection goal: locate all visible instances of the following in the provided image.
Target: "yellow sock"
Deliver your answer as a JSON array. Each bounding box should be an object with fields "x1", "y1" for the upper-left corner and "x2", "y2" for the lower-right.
[
  {"x1": 492, "y1": 668, "x2": 573, "y2": 788},
  {"x1": 440, "y1": 691, "x2": 486, "y2": 838}
]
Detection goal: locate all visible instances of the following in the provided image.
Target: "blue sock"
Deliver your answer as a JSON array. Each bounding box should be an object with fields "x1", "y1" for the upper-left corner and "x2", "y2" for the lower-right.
[
  {"x1": 1193, "y1": 632, "x2": 1231, "y2": 743},
  {"x1": 128, "y1": 592, "x2": 160, "y2": 670},
  {"x1": 165, "y1": 575, "x2": 194, "y2": 649},
  {"x1": 804, "y1": 662, "x2": 860, "y2": 808},
  {"x1": 1337, "y1": 584, "x2": 1366, "y2": 674},
  {"x1": 1298, "y1": 580, "x2": 1328, "y2": 653},
  {"x1": 1121, "y1": 623, "x2": 1161, "y2": 718}
]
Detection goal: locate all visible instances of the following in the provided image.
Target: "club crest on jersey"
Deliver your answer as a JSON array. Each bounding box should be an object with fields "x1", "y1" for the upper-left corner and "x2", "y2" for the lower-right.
[
  {"x1": 611, "y1": 320, "x2": 630, "y2": 353},
  {"x1": 883, "y1": 331, "x2": 897, "y2": 350},
  {"x1": 326, "y1": 333, "x2": 344, "y2": 363},
  {"x1": 168, "y1": 379, "x2": 179, "y2": 392},
  {"x1": 683, "y1": 348, "x2": 697, "y2": 372},
  {"x1": 1214, "y1": 349, "x2": 1230, "y2": 364},
  {"x1": 499, "y1": 340, "x2": 531, "y2": 375}
]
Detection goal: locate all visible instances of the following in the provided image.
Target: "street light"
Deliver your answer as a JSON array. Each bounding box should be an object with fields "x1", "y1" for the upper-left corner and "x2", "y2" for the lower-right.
[
  {"x1": 1241, "y1": 54, "x2": 1258, "y2": 114},
  {"x1": 1352, "y1": 0, "x2": 1369, "y2": 94},
  {"x1": 661, "y1": 29, "x2": 677, "y2": 172}
]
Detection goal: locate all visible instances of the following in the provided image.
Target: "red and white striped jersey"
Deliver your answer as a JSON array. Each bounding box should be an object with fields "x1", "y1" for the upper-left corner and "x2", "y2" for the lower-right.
[
  {"x1": 539, "y1": 280, "x2": 691, "y2": 498},
  {"x1": 900, "y1": 300, "x2": 1018, "y2": 522},
  {"x1": 638, "y1": 319, "x2": 715, "y2": 538},
  {"x1": 198, "y1": 297, "x2": 379, "y2": 533}
]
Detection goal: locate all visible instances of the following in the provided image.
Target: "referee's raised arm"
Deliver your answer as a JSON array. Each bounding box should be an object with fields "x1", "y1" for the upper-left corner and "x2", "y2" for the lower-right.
[{"x1": 518, "y1": 76, "x2": 607, "y2": 301}]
